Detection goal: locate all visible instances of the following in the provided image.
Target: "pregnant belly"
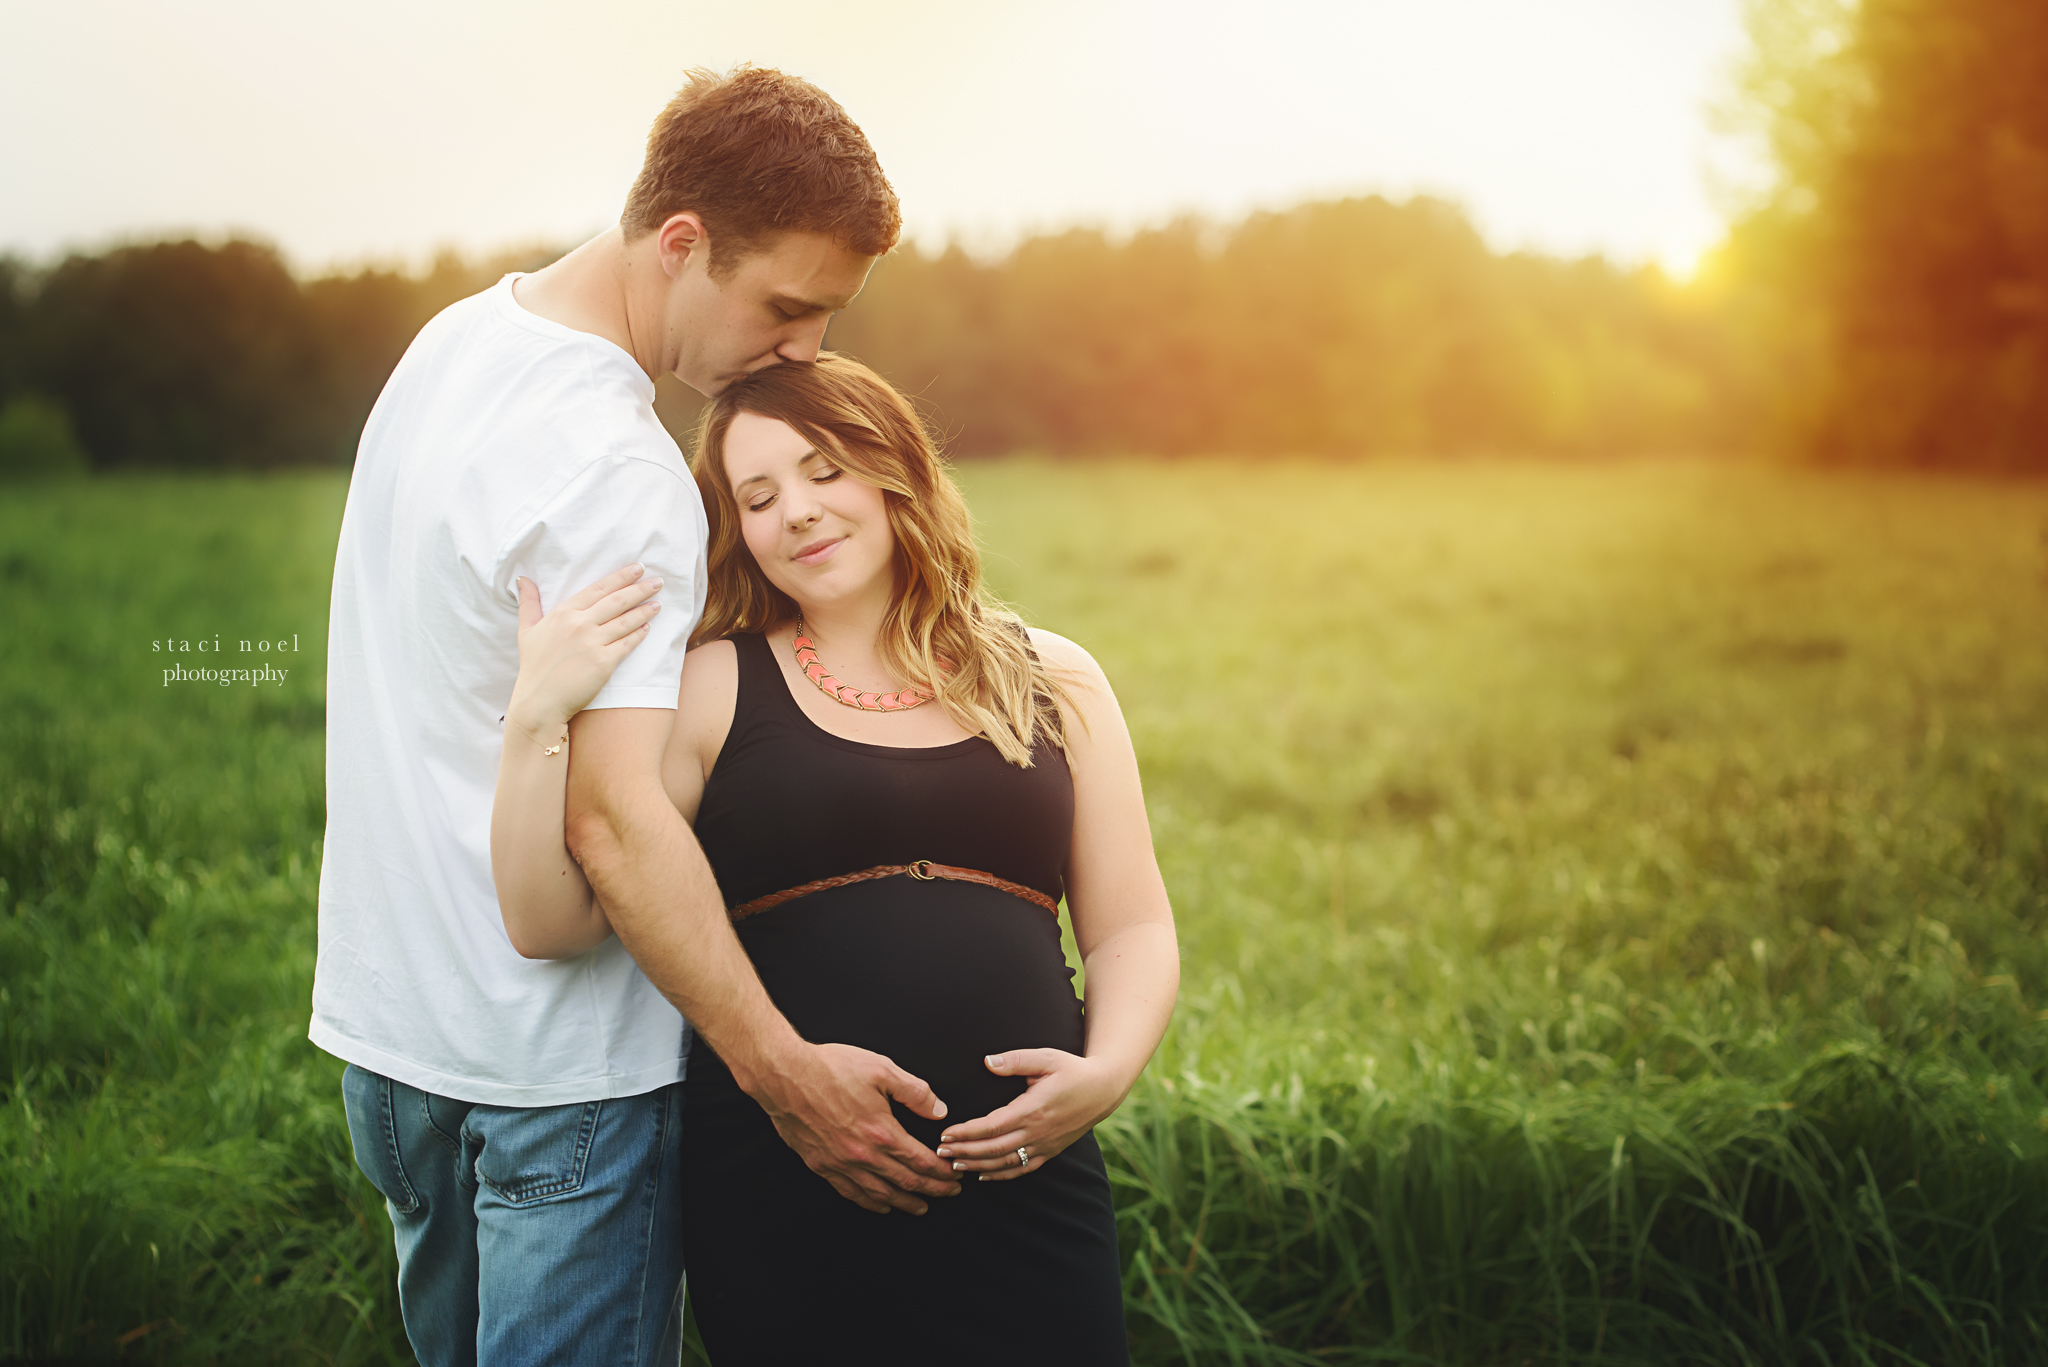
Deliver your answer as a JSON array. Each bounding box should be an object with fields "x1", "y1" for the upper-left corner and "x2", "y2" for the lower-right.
[{"x1": 716, "y1": 876, "x2": 1084, "y2": 1117}]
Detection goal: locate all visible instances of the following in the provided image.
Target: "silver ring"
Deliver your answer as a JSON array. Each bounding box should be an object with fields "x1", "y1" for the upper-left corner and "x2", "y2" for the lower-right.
[{"x1": 1016, "y1": 1146, "x2": 1030, "y2": 1167}]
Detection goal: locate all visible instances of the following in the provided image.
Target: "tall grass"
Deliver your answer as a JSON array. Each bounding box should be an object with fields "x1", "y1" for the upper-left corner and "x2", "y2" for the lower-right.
[
  {"x1": 1, "y1": 476, "x2": 396, "y2": 1362},
  {"x1": 3, "y1": 461, "x2": 2046, "y2": 1363}
]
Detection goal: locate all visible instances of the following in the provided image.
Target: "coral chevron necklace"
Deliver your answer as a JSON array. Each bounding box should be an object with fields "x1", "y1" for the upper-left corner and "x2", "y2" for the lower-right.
[{"x1": 792, "y1": 618, "x2": 935, "y2": 712}]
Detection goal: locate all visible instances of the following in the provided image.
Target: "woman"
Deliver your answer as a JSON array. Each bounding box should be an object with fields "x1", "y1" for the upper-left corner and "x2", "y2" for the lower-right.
[{"x1": 490, "y1": 354, "x2": 1178, "y2": 1364}]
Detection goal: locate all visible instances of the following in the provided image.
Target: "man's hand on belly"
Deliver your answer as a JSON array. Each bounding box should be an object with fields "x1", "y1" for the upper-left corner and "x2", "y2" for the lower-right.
[{"x1": 749, "y1": 1040, "x2": 963, "y2": 1215}]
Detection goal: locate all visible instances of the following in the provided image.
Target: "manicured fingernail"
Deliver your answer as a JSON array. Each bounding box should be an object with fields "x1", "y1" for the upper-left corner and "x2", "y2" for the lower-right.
[
  {"x1": 649, "y1": 577, "x2": 663, "y2": 589},
  {"x1": 628, "y1": 563, "x2": 643, "y2": 573},
  {"x1": 940, "y1": 1133, "x2": 954, "y2": 1144},
  {"x1": 936, "y1": 1147, "x2": 952, "y2": 1157},
  {"x1": 986, "y1": 1055, "x2": 1004, "y2": 1067},
  {"x1": 951, "y1": 1161, "x2": 965, "y2": 1171},
  {"x1": 933, "y1": 1101, "x2": 947, "y2": 1117}
]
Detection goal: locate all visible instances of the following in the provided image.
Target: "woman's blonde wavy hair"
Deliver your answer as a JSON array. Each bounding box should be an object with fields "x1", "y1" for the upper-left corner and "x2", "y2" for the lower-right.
[{"x1": 688, "y1": 352, "x2": 1068, "y2": 767}]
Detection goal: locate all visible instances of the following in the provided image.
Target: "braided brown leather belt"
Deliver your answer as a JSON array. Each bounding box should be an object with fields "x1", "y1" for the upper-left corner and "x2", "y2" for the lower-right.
[{"x1": 728, "y1": 860, "x2": 1061, "y2": 923}]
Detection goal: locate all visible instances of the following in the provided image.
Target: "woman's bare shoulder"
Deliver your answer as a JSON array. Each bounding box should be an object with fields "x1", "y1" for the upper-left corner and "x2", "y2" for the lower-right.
[
  {"x1": 1025, "y1": 626, "x2": 1109, "y2": 687},
  {"x1": 681, "y1": 636, "x2": 739, "y2": 685},
  {"x1": 676, "y1": 638, "x2": 739, "y2": 751}
]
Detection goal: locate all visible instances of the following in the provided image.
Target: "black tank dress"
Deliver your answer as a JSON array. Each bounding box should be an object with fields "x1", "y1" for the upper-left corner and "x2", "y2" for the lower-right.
[{"x1": 678, "y1": 632, "x2": 1129, "y2": 1366}]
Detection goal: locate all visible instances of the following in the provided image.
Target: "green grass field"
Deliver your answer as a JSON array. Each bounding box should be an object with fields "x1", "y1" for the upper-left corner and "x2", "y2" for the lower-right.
[{"x1": 5, "y1": 460, "x2": 2048, "y2": 1364}]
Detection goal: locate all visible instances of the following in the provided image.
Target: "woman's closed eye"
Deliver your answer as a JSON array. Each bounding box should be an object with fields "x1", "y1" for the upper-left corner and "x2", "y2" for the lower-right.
[{"x1": 743, "y1": 466, "x2": 838, "y2": 513}]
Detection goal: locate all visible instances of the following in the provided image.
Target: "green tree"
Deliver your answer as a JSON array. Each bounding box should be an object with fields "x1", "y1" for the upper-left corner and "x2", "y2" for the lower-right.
[
  {"x1": 1736, "y1": 0, "x2": 2048, "y2": 471},
  {"x1": 0, "y1": 257, "x2": 27, "y2": 407},
  {"x1": 27, "y1": 239, "x2": 328, "y2": 469}
]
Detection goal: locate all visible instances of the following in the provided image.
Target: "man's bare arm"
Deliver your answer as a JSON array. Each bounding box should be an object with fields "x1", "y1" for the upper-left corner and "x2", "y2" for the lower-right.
[{"x1": 562, "y1": 707, "x2": 960, "y2": 1214}]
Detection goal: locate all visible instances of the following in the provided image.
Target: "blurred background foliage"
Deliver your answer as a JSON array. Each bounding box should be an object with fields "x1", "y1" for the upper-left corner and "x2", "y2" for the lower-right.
[
  {"x1": 1715, "y1": 0, "x2": 2048, "y2": 472},
  {"x1": 0, "y1": 0, "x2": 2041, "y2": 478}
]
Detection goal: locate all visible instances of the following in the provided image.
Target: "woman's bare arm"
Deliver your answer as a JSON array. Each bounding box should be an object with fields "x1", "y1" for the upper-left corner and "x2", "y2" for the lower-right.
[
  {"x1": 490, "y1": 564, "x2": 664, "y2": 958},
  {"x1": 657, "y1": 638, "x2": 738, "y2": 829},
  {"x1": 934, "y1": 628, "x2": 1180, "y2": 1178}
]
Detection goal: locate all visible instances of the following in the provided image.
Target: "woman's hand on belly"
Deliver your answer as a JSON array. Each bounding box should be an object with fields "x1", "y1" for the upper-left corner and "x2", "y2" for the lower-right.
[{"x1": 933, "y1": 1049, "x2": 1127, "y2": 1180}]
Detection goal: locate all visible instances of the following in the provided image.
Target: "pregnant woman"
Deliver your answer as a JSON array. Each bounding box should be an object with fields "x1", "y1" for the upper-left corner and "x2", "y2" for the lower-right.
[{"x1": 491, "y1": 354, "x2": 1178, "y2": 1364}]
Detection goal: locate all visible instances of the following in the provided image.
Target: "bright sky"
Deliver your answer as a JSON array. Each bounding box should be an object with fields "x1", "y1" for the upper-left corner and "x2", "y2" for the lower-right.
[{"x1": 1, "y1": 0, "x2": 1758, "y2": 276}]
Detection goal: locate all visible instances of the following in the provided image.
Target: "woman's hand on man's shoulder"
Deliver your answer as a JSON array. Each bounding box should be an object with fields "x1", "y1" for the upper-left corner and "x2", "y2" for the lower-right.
[{"x1": 506, "y1": 564, "x2": 664, "y2": 741}]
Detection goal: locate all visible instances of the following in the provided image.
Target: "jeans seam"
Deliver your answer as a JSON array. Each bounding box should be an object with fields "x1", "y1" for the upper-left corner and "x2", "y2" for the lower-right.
[
  {"x1": 421, "y1": 1089, "x2": 463, "y2": 1159},
  {"x1": 375, "y1": 1072, "x2": 421, "y2": 1213},
  {"x1": 624, "y1": 1087, "x2": 672, "y2": 1366}
]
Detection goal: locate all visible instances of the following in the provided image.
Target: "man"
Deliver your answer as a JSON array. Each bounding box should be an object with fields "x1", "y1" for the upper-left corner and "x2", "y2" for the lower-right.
[{"x1": 312, "y1": 66, "x2": 959, "y2": 1367}]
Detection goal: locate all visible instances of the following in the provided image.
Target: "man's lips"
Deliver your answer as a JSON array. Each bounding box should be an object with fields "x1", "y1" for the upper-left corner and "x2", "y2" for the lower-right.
[{"x1": 792, "y1": 535, "x2": 845, "y2": 565}]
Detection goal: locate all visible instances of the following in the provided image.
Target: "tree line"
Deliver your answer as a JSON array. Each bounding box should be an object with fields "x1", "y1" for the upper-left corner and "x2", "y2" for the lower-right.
[
  {"x1": 830, "y1": 199, "x2": 1752, "y2": 458},
  {"x1": 0, "y1": 202, "x2": 1753, "y2": 472},
  {"x1": 1, "y1": 0, "x2": 2041, "y2": 474},
  {"x1": 0, "y1": 242, "x2": 556, "y2": 473}
]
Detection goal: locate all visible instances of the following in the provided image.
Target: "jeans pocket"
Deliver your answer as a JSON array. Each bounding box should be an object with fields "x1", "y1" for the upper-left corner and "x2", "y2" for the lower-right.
[
  {"x1": 473, "y1": 1099, "x2": 603, "y2": 1205},
  {"x1": 341, "y1": 1063, "x2": 421, "y2": 1215}
]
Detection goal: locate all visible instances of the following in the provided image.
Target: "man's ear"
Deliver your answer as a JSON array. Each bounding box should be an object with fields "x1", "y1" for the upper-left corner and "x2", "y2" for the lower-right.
[{"x1": 655, "y1": 212, "x2": 708, "y2": 280}]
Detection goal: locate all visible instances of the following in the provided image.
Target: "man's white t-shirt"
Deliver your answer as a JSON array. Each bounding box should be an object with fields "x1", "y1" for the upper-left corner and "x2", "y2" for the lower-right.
[{"x1": 310, "y1": 273, "x2": 707, "y2": 1107}]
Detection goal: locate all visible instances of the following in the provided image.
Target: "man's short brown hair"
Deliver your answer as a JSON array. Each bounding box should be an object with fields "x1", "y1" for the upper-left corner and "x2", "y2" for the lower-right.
[{"x1": 621, "y1": 66, "x2": 901, "y2": 279}]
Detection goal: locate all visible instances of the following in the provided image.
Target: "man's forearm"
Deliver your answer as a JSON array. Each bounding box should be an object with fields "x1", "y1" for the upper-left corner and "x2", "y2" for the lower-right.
[
  {"x1": 555, "y1": 686, "x2": 956, "y2": 1213},
  {"x1": 565, "y1": 782, "x2": 803, "y2": 1090}
]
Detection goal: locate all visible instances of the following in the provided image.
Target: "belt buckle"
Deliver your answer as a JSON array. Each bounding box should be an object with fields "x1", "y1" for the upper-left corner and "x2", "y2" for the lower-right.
[{"x1": 906, "y1": 860, "x2": 936, "y2": 880}]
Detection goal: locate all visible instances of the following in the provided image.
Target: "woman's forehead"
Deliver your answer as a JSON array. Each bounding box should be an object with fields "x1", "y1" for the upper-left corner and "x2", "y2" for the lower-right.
[{"x1": 726, "y1": 413, "x2": 822, "y2": 487}]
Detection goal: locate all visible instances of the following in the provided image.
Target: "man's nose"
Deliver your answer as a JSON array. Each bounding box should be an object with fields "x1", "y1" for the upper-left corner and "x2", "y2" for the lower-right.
[{"x1": 774, "y1": 317, "x2": 831, "y2": 365}]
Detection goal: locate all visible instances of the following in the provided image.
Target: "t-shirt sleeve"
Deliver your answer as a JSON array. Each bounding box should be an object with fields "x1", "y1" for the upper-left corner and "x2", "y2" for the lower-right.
[{"x1": 499, "y1": 452, "x2": 708, "y2": 711}]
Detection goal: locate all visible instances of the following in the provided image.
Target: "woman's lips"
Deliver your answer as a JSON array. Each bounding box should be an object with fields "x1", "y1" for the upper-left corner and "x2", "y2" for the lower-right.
[{"x1": 792, "y1": 536, "x2": 845, "y2": 565}]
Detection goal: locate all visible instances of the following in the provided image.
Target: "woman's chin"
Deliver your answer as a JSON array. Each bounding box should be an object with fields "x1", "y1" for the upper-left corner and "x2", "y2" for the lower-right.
[{"x1": 773, "y1": 566, "x2": 892, "y2": 616}]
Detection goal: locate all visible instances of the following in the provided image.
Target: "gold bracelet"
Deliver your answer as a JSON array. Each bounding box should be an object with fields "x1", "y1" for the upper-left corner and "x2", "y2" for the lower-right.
[{"x1": 502, "y1": 714, "x2": 568, "y2": 757}]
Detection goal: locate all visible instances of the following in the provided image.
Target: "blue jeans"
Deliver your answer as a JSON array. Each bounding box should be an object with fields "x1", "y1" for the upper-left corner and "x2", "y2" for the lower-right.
[{"x1": 342, "y1": 1063, "x2": 685, "y2": 1367}]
